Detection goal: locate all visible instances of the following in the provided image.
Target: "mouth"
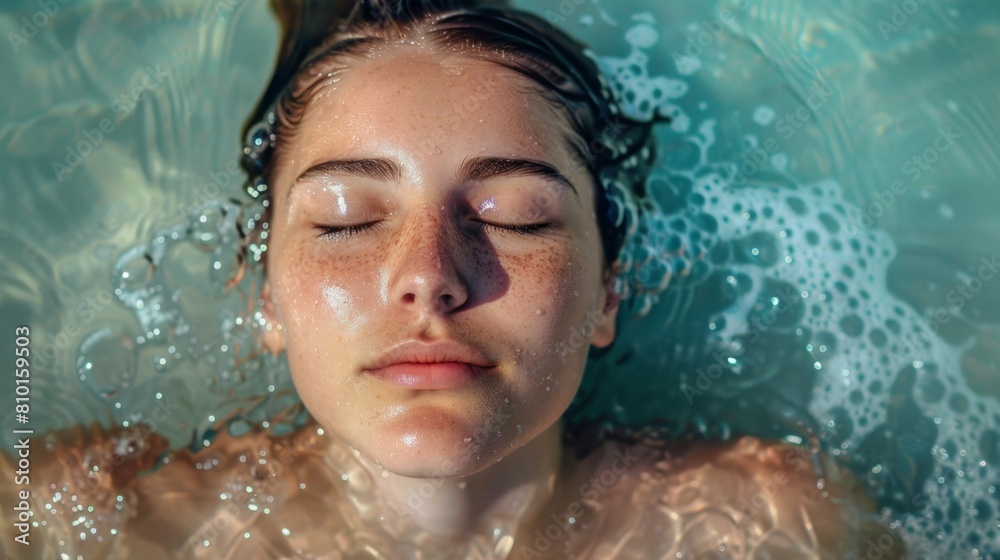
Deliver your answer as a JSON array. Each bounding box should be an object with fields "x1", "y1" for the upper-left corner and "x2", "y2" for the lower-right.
[
  {"x1": 363, "y1": 339, "x2": 497, "y2": 390},
  {"x1": 365, "y1": 362, "x2": 492, "y2": 390}
]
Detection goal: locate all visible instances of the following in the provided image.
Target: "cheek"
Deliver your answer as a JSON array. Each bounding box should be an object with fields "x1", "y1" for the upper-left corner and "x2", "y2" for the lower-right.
[
  {"x1": 499, "y1": 242, "x2": 594, "y2": 387},
  {"x1": 270, "y1": 239, "x2": 378, "y2": 345}
]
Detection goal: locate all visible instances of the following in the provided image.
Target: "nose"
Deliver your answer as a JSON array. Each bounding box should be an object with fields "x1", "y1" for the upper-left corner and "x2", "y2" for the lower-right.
[{"x1": 386, "y1": 212, "x2": 470, "y2": 315}]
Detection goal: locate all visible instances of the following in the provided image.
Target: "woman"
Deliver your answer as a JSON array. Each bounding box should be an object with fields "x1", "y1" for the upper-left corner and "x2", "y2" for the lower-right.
[{"x1": 1, "y1": 0, "x2": 902, "y2": 557}]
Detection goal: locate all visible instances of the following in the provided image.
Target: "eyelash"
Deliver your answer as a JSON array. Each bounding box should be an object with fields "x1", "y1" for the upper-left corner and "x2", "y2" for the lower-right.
[
  {"x1": 315, "y1": 222, "x2": 380, "y2": 239},
  {"x1": 315, "y1": 221, "x2": 550, "y2": 239},
  {"x1": 475, "y1": 222, "x2": 551, "y2": 236}
]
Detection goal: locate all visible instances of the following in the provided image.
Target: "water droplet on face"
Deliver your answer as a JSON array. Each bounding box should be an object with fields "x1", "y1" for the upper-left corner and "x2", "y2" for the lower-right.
[{"x1": 441, "y1": 60, "x2": 464, "y2": 76}]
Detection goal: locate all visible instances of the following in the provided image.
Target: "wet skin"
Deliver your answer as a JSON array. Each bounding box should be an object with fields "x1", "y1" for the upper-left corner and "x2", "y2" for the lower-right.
[
  {"x1": 0, "y1": 423, "x2": 905, "y2": 559},
  {"x1": 260, "y1": 44, "x2": 619, "y2": 481},
  {"x1": 0, "y1": 41, "x2": 905, "y2": 559}
]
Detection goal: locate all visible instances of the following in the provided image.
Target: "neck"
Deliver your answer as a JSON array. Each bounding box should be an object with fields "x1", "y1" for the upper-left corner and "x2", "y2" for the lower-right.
[{"x1": 348, "y1": 419, "x2": 565, "y2": 539}]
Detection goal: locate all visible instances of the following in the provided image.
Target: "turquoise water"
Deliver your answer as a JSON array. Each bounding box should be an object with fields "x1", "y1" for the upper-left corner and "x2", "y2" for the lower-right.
[{"x1": 1, "y1": 0, "x2": 998, "y2": 557}]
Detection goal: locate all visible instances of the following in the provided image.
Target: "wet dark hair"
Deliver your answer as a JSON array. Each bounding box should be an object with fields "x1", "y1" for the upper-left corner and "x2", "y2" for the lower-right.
[{"x1": 239, "y1": 0, "x2": 667, "y2": 273}]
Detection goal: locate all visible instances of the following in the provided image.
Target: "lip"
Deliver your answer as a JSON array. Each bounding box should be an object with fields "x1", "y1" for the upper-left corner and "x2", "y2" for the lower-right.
[
  {"x1": 364, "y1": 340, "x2": 495, "y2": 390},
  {"x1": 367, "y1": 362, "x2": 492, "y2": 390}
]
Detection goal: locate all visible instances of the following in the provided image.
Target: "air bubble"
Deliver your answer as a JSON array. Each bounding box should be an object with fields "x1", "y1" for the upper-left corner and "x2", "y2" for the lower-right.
[
  {"x1": 76, "y1": 328, "x2": 135, "y2": 399},
  {"x1": 114, "y1": 246, "x2": 155, "y2": 292}
]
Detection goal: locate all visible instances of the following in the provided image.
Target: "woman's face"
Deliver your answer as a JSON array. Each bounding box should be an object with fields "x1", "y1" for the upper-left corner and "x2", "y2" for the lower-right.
[{"x1": 262, "y1": 45, "x2": 619, "y2": 478}]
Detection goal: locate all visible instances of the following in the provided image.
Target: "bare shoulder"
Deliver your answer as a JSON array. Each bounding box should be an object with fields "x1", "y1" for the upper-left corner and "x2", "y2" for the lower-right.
[
  {"x1": 578, "y1": 435, "x2": 906, "y2": 559},
  {"x1": 0, "y1": 422, "x2": 170, "y2": 559},
  {"x1": 0, "y1": 422, "x2": 341, "y2": 558},
  {"x1": 109, "y1": 422, "x2": 348, "y2": 557}
]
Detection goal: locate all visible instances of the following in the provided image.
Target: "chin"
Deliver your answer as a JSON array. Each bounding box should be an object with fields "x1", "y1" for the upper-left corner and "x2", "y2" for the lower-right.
[
  {"x1": 362, "y1": 437, "x2": 498, "y2": 479},
  {"x1": 387, "y1": 453, "x2": 489, "y2": 479},
  {"x1": 346, "y1": 420, "x2": 508, "y2": 479}
]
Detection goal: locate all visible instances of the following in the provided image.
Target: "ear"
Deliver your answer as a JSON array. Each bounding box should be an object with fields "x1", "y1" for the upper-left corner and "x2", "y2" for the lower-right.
[
  {"x1": 590, "y1": 262, "x2": 621, "y2": 348},
  {"x1": 259, "y1": 279, "x2": 287, "y2": 355}
]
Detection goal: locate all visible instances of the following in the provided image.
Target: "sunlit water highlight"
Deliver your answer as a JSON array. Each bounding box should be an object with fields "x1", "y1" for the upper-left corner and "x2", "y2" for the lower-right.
[{"x1": 1, "y1": 0, "x2": 999, "y2": 557}]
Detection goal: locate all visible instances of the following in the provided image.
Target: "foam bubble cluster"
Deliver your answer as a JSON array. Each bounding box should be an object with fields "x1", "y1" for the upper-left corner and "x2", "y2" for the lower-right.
[
  {"x1": 86, "y1": 198, "x2": 299, "y2": 448},
  {"x1": 585, "y1": 16, "x2": 998, "y2": 558},
  {"x1": 86, "y1": 11, "x2": 996, "y2": 559}
]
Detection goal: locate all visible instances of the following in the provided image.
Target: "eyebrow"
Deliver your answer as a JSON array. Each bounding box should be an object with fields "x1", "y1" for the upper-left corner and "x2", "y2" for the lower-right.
[
  {"x1": 296, "y1": 159, "x2": 399, "y2": 184},
  {"x1": 460, "y1": 157, "x2": 578, "y2": 197},
  {"x1": 294, "y1": 156, "x2": 578, "y2": 197}
]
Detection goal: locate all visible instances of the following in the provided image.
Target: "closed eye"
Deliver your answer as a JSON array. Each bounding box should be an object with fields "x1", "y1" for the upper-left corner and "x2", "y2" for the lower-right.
[
  {"x1": 315, "y1": 222, "x2": 381, "y2": 239},
  {"x1": 315, "y1": 220, "x2": 551, "y2": 239},
  {"x1": 475, "y1": 221, "x2": 551, "y2": 235}
]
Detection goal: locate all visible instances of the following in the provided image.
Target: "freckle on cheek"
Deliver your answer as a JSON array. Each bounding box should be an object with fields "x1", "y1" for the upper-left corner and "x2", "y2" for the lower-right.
[{"x1": 515, "y1": 246, "x2": 578, "y2": 333}]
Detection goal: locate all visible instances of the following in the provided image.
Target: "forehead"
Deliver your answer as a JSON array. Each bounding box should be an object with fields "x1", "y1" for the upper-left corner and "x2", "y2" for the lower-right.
[{"x1": 275, "y1": 45, "x2": 583, "y2": 182}]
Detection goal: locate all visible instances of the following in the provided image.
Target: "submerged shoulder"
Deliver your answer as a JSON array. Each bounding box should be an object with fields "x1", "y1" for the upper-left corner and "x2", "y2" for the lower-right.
[
  {"x1": 112, "y1": 422, "x2": 346, "y2": 556},
  {"x1": 0, "y1": 422, "x2": 170, "y2": 558},
  {"x1": 581, "y1": 435, "x2": 905, "y2": 559},
  {"x1": 0, "y1": 422, "x2": 340, "y2": 558}
]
